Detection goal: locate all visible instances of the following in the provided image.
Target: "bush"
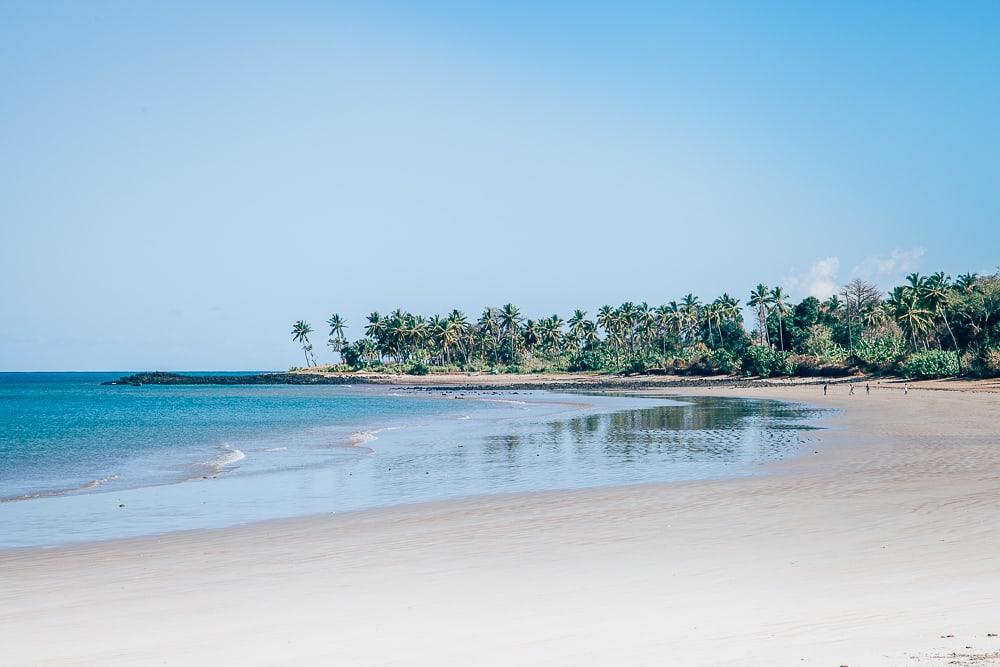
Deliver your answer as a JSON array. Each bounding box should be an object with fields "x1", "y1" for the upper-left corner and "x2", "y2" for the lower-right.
[
  {"x1": 568, "y1": 350, "x2": 606, "y2": 372},
  {"x1": 900, "y1": 350, "x2": 960, "y2": 378},
  {"x1": 853, "y1": 335, "x2": 907, "y2": 372},
  {"x1": 405, "y1": 361, "x2": 430, "y2": 375},
  {"x1": 339, "y1": 343, "x2": 364, "y2": 370},
  {"x1": 971, "y1": 348, "x2": 1000, "y2": 378},
  {"x1": 741, "y1": 345, "x2": 794, "y2": 377},
  {"x1": 622, "y1": 352, "x2": 662, "y2": 375},
  {"x1": 801, "y1": 325, "x2": 848, "y2": 362},
  {"x1": 688, "y1": 348, "x2": 741, "y2": 375},
  {"x1": 427, "y1": 364, "x2": 462, "y2": 373},
  {"x1": 790, "y1": 354, "x2": 853, "y2": 376}
]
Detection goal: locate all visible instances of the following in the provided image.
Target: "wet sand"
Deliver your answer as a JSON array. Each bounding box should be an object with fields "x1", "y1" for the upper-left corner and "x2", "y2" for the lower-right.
[{"x1": 2, "y1": 384, "x2": 999, "y2": 665}]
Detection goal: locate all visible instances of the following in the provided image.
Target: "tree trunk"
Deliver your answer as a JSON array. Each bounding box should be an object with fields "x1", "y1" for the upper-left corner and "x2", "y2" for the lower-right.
[{"x1": 942, "y1": 311, "x2": 961, "y2": 372}]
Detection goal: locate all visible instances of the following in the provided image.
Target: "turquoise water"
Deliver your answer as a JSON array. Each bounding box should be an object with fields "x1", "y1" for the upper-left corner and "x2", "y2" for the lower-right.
[
  {"x1": 0, "y1": 373, "x2": 825, "y2": 548},
  {"x1": 0, "y1": 373, "x2": 468, "y2": 501}
]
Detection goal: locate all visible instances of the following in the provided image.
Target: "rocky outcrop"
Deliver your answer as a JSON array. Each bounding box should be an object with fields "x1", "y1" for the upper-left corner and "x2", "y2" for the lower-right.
[{"x1": 102, "y1": 372, "x2": 369, "y2": 386}]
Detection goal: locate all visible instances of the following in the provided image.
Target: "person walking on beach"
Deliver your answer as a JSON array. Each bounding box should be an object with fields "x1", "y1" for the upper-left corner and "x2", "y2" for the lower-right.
[
  {"x1": 866, "y1": 383, "x2": 870, "y2": 395},
  {"x1": 823, "y1": 383, "x2": 828, "y2": 396},
  {"x1": 904, "y1": 382, "x2": 909, "y2": 395},
  {"x1": 850, "y1": 384, "x2": 855, "y2": 395}
]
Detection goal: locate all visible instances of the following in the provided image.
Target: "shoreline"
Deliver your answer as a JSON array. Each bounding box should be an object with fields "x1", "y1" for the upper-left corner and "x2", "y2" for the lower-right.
[
  {"x1": 105, "y1": 369, "x2": 1000, "y2": 394},
  {"x1": 6, "y1": 389, "x2": 719, "y2": 548},
  {"x1": 3, "y1": 385, "x2": 999, "y2": 664},
  {"x1": 0, "y1": 387, "x2": 604, "y2": 511},
  {"x1": 0, "y1": 391, "x2": 818, "y2": 555}
]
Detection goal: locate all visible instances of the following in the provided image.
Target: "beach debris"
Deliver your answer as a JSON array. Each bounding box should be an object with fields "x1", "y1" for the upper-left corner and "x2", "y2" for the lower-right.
[
  {"x1": 988, "y1": 633, "x2": 998, "y2": 637},
  {"x1": 941, "y1": 634, "x2": 955, "y2": 638},
  {"x1": 118, "y1": 503, "x2": 125, "y2": 508}
]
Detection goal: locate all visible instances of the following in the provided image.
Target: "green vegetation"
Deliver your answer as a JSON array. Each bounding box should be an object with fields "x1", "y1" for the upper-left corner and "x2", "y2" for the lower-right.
[{"x1": 291, "y1": 272, "x2": 1000, "y2": 379}]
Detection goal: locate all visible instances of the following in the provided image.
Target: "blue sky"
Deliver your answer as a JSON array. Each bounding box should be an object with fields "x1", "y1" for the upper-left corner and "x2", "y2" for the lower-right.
[{"x1": 2, "y1": 2, "x2": 998, "y2": 370}]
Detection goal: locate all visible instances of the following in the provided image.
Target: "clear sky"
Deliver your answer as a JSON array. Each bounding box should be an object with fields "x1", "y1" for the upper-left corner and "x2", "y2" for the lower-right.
[{"x1": 2, "y1": 2, "x2": 998, "y2": 371}]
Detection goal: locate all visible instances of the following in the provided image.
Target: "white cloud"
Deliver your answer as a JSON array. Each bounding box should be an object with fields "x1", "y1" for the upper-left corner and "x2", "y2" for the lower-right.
[
  {"x1": 852, "y1": 247, "x2": 926, "y2": 284},
  {"x1": 783, "y1": 256, "x2": 840, "y2": 300}
]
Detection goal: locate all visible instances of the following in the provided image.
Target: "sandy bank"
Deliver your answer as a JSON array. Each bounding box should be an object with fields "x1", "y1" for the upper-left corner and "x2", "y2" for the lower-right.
[
  {"x1": 329, "y1": 369, "x2": 1000, "y2": 394},
  {"x1": 1, "y1": 385, "x2": 999, "y2": 665}
]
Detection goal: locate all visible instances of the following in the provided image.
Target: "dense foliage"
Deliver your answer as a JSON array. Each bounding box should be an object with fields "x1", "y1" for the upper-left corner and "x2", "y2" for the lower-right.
[{"x1": 291, "y1": 272, "x2": 1000, "y2": 378}]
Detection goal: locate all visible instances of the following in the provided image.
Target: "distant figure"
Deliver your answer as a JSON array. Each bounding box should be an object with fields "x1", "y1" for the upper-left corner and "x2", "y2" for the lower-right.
[
  {"x1": 904, "y1": 382, "x2": 909, "y2": 396},
  {"x1": 866, "y1": 383, "x2": 871, "y2": 395},
  {"x1": 849, "y1": 384, "x2": 855, "y2": 395},
  {"x1": 823, "y1": 383, "x2": 828, "y2": 396}
]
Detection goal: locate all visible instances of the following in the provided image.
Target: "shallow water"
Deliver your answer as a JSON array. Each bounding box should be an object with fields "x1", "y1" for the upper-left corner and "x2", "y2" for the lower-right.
[{"x1": 0, "y1": 374, "x2": 825, "y2": 548}]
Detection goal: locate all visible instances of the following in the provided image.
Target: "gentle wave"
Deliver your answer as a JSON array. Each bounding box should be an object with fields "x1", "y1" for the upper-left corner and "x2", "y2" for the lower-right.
[
  {"x1": 470, "y1": 397, "x2": 528, "y2": 406},
  {"x1": 0, "y1": 474, "x2": 120, "y2": 503},
  {"x1": 200, "y1": 444, "x2": 246, "y2": 473},
  {"x1": 347, "y1": 426, "x2": 404, "y2": 448}
]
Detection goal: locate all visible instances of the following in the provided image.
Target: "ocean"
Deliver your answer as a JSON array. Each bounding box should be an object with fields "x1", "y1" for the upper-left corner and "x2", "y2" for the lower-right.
[{"x1": 0, "y1": 373, "x2": 825, "y2": 548}]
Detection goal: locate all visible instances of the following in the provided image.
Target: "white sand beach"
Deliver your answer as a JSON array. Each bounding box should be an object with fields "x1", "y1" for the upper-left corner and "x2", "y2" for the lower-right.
[{"x1": 2, "y1": 384, "x2": 999, "y2": 665}]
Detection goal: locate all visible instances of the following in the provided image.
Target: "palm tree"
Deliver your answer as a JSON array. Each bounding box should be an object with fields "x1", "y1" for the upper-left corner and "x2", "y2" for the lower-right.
[
  {"x1": 637, "y1": 302, "x2": 655, "y2": 347},
  {"x1": 364, "y1": 312, "x2": 386, "y2": 362},
  {"x1": 862, "y1": 302, "x2": 889, "y2": 332},
  {"x1": 581, "y1": 320, "x2": 600, "y2": 350},
  {"x1": 769, "y1": 287, "x2": 790, "y2": 351},
  {"x1": 705, "y1": 300, "x2": 725, "y2": 348},
  {"x1": 665, "y1": 301, "x2": 683, "y2": 345},
  {"x1": 568, "y1": 309, "x2": 587, "y2": 350},
  {"x1": 956, "y1": 273, "x2": 979, "y2": 294},
  {"x1": 291, "y1": 320, "x2": 316, "y2": 367},
  {"x1": 544, "y1": 314, "x2": 564, "y2": 351},
  {"x1": 748, "y1": 284, "x2": 771, "y2": 347},
  {"x1": 717, "y1": 293, "x2": 741, "y2": 321},
  {"x1": 479, "y1": 307, "x2": 502, "y2": 364},
  {"x1": 887, "y1": 285, "x2": 933, "y2": 351},
  {"x1": 327, "y1": 313, "x2": 346, "y2": 339},
  {"x1": 655, "y1": 305, "x2": 671, "y2": 355},
  {"x1": 447, "y1": 310, "x2": 470, "y2": 365},
  {"x1": 499, "y1": 304, "x2": 523, "y2": 361},
  {"x1": 522, "y1": 319, "x2": 540, "y2": 353},
  {"x1": 596, "y1": 305, "x2": 616, "y2": 345},
  {"x1": 925, "y1": 272, "x2": 962, "y2": 370},
  {"x1": 326, "y1": 313, "x2": 347, "y2": 360},
  {"x1": 680, "y1": 294, "x2": 701, "y2": 348}
]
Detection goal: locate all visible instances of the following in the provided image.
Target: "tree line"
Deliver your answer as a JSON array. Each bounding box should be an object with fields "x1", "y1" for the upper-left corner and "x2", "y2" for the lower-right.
[{"x1": 290, "y1": 271, "x2": 1000, "y2": 379}]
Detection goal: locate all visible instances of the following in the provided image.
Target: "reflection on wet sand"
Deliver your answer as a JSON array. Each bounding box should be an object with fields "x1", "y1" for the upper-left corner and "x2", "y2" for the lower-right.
[{"x1": 482, "y1": 396, "x2": 822, "y2": 471}]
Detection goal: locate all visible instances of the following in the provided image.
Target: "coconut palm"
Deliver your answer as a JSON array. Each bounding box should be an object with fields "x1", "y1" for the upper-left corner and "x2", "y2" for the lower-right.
[
  {"x1": 769, "y1": 287, "x2": 790, "y2": 351},
  {"x1": 748, "y1": 284, "x2": 771, "y2": 347},
  {"x1": 887, "y1": 285, "x2": 933, "y2": 351},
  {"x1": 291, "y1": 320, "x2": 316, "y2": 367},
  {"x1": 522, "y1": 319, "x2": 541, "y2": 353},
  {"x1": 499, "y1": 304, "x2": 523, "y2": 361},
  {"x1": 327, "y1": 314, "x2": 346, "y2": 339},
  {"x1": 568, "y1": 309, "x2": 588, "y2": 350},
  {"x1": 446, "y1": 310, "x2": 470, "y2": 365},
  {"x1": 581, "y1": 320, "x2": 600, "y2": 349},
  {"x1": 862, "y1": 302, "x2": 890, "y2": 331},
  {"x1": 924, "y1": 272, "x2": 962, "y2": 369},
  {"x1": 478, "y1": 307, "x2": 503, "y2": 364},
  {"x1": 956, "y1": 273, "x2": 979, "y2": 293},
  {"x1": 637, "y1": 302, "x2": 655, "y2": 347},
  {"x1": 326, "y1": 313, "x2": 347, "y2": 360}
]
